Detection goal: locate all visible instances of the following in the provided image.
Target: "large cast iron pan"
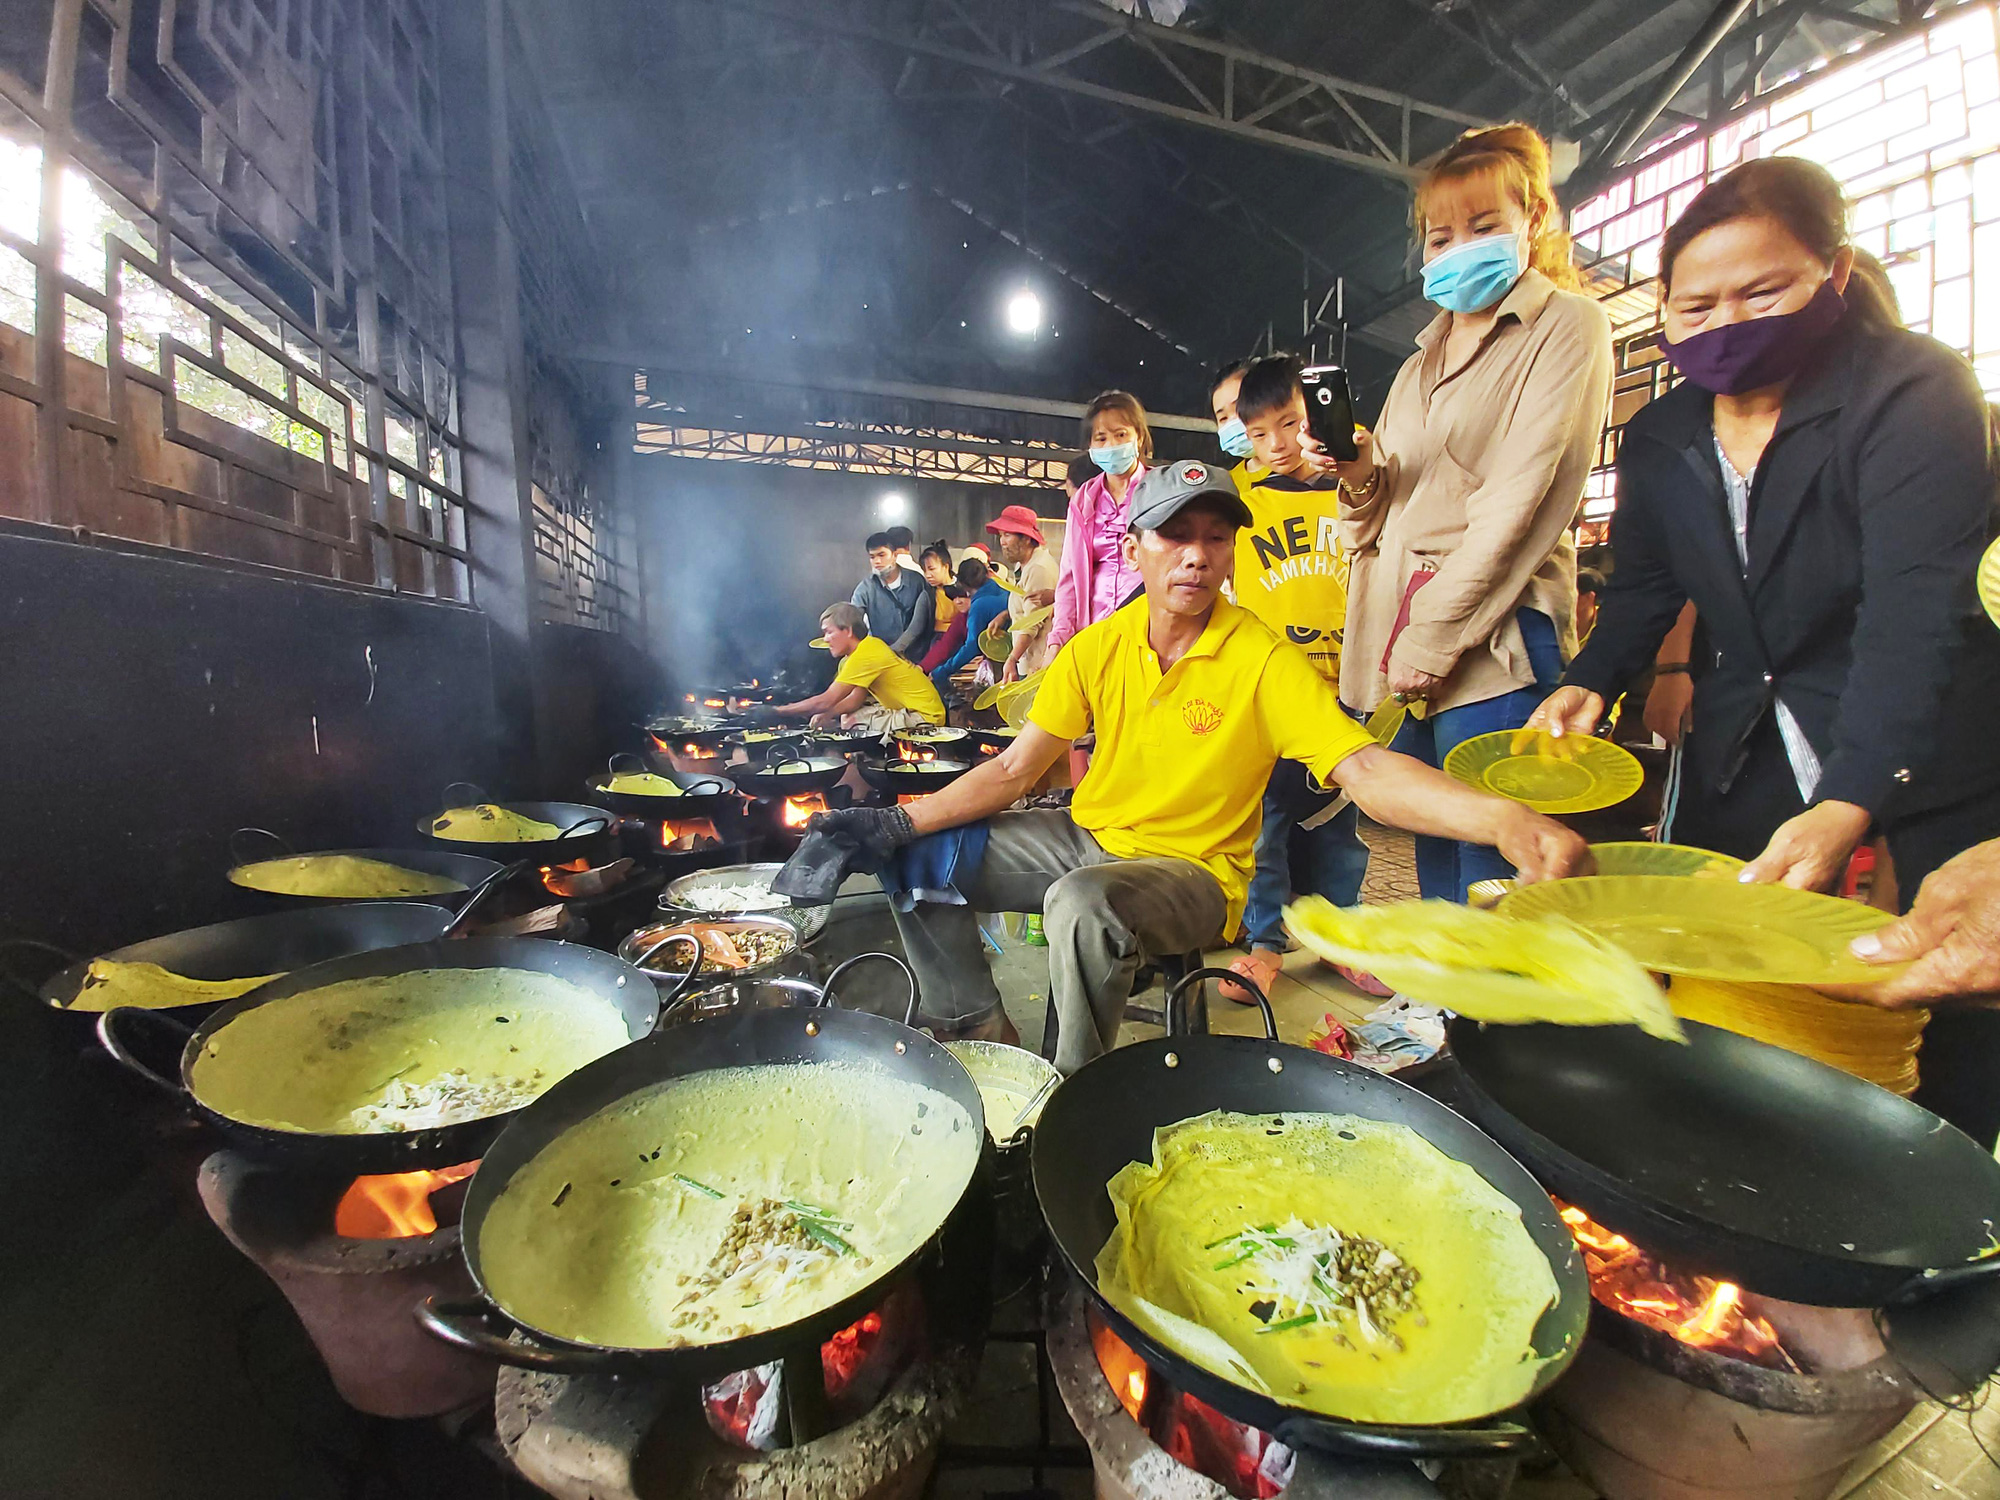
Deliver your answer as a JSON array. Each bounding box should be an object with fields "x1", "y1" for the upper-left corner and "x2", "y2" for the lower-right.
[
  {"x1": 855, "y1": 755, "x2": 976, "y2": 796},
  {"x1": 6, "y1": 902, "x2": 459, "y2": 1044},
  {"x1": 727, "y1": 752, "x2": 849, "y2": 799},
  {"x1": 584, "y1": 754, "x2": 741, "y2": 820},
  {"x1": 1034, "y1": 970, "x2": 1587, "y2": 1476},
  {"x1": 224, "y1": 828, "x2": 502, "y2": 909},
  {"x1": 98, "y1": 936, "x2": 659, "y2": 1174},
  {"x1": 420, "y1": 783, "x2": 617, "y2": 866},
  {"x1": 415, "y1": 956, "x2": 986, "y2": 1379},
  {"x1": 1446, "y1": 1016, "x2": 2000, "y2": 1309}
]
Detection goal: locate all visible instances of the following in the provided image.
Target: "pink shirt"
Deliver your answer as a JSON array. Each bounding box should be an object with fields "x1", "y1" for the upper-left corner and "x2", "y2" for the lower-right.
[{"x1": 1050, "y1": 466, "x2": 1145, "y2": 651}]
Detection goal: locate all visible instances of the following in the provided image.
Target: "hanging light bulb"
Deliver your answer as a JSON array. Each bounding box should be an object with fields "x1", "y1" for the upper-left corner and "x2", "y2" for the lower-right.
[{"x1": 1005, "y1": 289, "x2": 1042, "y2": 336}]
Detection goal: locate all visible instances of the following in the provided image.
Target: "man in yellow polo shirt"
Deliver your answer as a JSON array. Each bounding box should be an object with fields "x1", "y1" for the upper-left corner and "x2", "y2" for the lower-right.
[
  {"x1": 804, "y1": 462, "x2": 1587, "y2": 1071},
  {"x1": 772, "y1": 603, "x2": 945, "y2": 732}
]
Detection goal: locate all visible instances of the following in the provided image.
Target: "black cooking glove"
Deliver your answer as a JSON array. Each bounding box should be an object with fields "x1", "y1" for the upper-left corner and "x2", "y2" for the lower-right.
[{"x1": 808, "y1": 805, "x2": 917, "y2": 865}]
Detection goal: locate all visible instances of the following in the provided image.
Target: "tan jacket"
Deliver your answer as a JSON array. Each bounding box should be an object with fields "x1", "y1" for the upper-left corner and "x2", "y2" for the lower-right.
[{"x1": 1339, "y1": 270, "x2": 1613, "y2": 715}]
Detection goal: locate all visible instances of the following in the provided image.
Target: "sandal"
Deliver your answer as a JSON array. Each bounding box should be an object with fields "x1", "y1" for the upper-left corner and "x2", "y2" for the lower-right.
[
  {"x1": 1218, "y1": 949, "x2": 1284, "y2": 1005},
  {"x1": 930, "y1": 1008, "x2": 1022, "y2": 1048},
  {"x1": 1328, "y1": 962, "x2": 1394, "y2": 999}
]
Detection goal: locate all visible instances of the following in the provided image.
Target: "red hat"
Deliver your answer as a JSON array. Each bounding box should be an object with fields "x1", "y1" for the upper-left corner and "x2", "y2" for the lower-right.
[{"x1": 987, "y1": 504, "x2": 1045, "y2": 544}]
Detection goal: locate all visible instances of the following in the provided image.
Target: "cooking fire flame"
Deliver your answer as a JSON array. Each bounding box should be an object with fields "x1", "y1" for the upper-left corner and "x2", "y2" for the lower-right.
[
  {"x1": 1557, "y1": 1201, "x2": 1797, "y2": 1370},
  {"x1": 781, "y1": 794, "x2": 826, "y2": 829},
  {"x1": 336, "y1": 1162, "x2": 479, "y2": 1239}
]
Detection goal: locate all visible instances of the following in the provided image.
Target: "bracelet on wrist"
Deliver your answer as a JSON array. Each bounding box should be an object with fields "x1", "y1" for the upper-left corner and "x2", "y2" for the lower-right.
[{"x1": 1338, "y1": 468, "x2": 1382, "y2": 502}]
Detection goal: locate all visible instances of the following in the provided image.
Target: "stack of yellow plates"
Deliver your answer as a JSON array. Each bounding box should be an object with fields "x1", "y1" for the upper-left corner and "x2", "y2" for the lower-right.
[
  {"x1": 974, "y1": 668, "x2": 1047, "y2": 728},
  {"x1": 1586, "y1": 841, "x2": 1744, "y2": 878},
  {"x1": 1443, "y1": 730, "x2": 1644, "y2": 814},
  {"x1": 1496, "y1": 876, "x2": 1896, "y2": 986},
  {"x1": 1664, "y1": 975, "x2": 1925, "y2": 1096}
]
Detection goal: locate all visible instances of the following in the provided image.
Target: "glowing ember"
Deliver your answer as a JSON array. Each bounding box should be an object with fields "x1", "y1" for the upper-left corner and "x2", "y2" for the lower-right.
[
  {"x1": 658, "y1": 818, "x2": 721, "y2": 852},
  {"x1": 1092, "y1": 1313, "x2": 1150, "y2": 1422},
  {"x1": 1557, "y1": 1201, "x2": 1798, "y2": 1371},
  {"x1": 896, "y1": 743, "x2": 938, "y2": 764},
  {"x1": 781, "y1": 794, "x2": 827, "y2": 830},
  {"x1": 1090, "y1": 1314, "x2": 1286, "y2": 1499},
  {"x1": 335, "y1": 1162, "x2": 478, "y2": 1239}
]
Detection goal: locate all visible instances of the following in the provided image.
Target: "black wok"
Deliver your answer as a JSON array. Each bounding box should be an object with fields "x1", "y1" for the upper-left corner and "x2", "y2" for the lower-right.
[
  {"x1": 420, "y1": 783, "x2": 617, "y2": 865},
  {"x1": 645, "y1": 718, "x2": 743, "y2": 753},
  {"x1": 1445, "y1": 1016, "x2": 2000, "y2": 1310},
  {"x1": 98, "y1": 936, "x2": 659, "y2": 1174},
  {"x1": 855, "y1": 755, "x2": 975, "y2": 795},
  {"x1": 1033, "y1": 970, "x2": 1587, "y2": 1473},
  {"x1": 799, "y1": 724, "x2": 883, "y2": 754},
  {"x1": 224, "y1": 828, "x2": 502, "y2": 909},
  {"x1": 415, "y1": 956, "x2": 985, "y2": 1378},
  {"x1": 7, "y1": 902, "x2": 459, "y2": 1044},
  {"x1": 965, "y1": 726, "x2": 1020, "y2": 757},
  {"x1": 724, "y1": 726, "x2": 813, "y2": 757},
  {"x1": 584, "y1": 754, "x2": 741, "y2": 820},
  {"x1": 727, "y1": 753, "x2": 849, "y2": 799}
]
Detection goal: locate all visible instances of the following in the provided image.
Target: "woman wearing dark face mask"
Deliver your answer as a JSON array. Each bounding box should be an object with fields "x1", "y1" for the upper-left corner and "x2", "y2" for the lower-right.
[
  {"x1": 1530, "y1": 157, "x2": 2000, "y2": 1144},
  {"x1": 1298, "y1": 123, "x2": 1614, "y2": 902}
]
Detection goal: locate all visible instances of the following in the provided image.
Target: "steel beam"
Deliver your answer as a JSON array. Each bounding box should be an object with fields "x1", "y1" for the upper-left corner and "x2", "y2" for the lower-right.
[
  {"x1": 681, "y1": 0, "x2": 1490, "y2": 182},
  {"x1": 1580, "y1": 0, "x2": 1759, "y2": 184}
]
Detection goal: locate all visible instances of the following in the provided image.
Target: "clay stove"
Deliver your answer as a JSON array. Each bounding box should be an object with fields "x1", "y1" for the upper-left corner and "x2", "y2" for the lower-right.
[
  {"x1": 1539, "y1": 1202, "x2": 1918, "y2": 1500},
  {"x1": 492, "y1": 1284, "x2": 982, "y2": 1500},
  {"x1": 1043, "y1": 1277, "x2": 1518, "y2": 1500},
  {"x1": 197, "y1": 1151, "x2": 495, "y2": 1418}
]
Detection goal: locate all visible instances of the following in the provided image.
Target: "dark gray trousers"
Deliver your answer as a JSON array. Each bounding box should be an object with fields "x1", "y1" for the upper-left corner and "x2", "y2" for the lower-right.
[{"x1": 890, "y1": 809, "x2": 1227, "y2": 1073}]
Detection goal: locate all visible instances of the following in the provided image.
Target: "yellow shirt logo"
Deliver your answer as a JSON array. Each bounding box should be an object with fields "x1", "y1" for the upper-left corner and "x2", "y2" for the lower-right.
[{"x1": 1181, "y1": 698, "x2": 1224, "y2": 736}]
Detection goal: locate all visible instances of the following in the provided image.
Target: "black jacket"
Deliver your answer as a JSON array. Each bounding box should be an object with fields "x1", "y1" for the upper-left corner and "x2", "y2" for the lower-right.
[{"x1": 1565, "y1": 316, "x2": 2000, "y2": 826}]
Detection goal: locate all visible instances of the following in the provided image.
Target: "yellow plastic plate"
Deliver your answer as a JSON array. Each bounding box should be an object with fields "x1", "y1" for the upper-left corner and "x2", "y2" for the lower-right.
[
  {"x1": 1587, "y1": 842, "x2": 1745, "y2": 879},
  {"x1": 1364, "y1": 697, "x2": 1406, "y2": 746},
  {"x1": 1443, "y1": 730, "x2": 1644, "y2": 815},
  {"x1": 992, "y1": 572, "x2": 1022, "y2": 594},
  {"x1": 1009, "y1": 603, "x2": 1053, "y2": 635},
  {"x1": 1979, "y1": 535, "x2": 2000, "y2": 630},
  {"x1": 808, "y1": 636, "x2": 830, "y2": 650},
  {"x1": 1496, "y1": 876, "x2": 1899, "y2": 985}
]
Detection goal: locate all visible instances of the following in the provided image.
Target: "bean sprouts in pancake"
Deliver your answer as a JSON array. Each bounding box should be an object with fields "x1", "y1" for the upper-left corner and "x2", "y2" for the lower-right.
[{"x1": 477, "y1": 1062, "x2": 978, "y2": 1349}]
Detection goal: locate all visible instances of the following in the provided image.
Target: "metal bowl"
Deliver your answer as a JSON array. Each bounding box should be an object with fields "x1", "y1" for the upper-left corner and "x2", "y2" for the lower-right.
[
  {"x1": 944, "y1": 1039, "x2": 1059, "y2": 1147},
  {"x1": 616, "y1": 914, "x2": 812, "y2": 1020},
  {"x1": 658, "y1": 862, "x2": 830, "y2": 944}
]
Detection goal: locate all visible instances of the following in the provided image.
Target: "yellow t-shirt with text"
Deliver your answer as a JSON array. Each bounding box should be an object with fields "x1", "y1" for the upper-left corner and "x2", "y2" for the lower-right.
[
  {"x1": 1231, "y1": 470, "x2": 1349, "y2": 685},
  {"x1": 834, "y1": 635, "x2": 945, "y2": 722},
  {"x1": 1029, "y1": 599, "x2": 1373, "y2": 930}
]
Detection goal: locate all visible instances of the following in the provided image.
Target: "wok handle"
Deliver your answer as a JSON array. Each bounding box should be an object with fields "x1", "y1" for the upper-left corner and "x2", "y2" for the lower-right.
[
  {"x1": 1275, "y1": 1416, "x2": 1539, "y2": 1461},
  {"x1": 1165, "y1": 965, "x2": 1276, "y2": 1041},
  {"x1": 96, "y1": 1008, "x2": 194, "y2": 1098},
  {"x1": 228, "y1": 827, "x2": 294, "y2": 866},
  {"x1": 440, "y1": 858, "x2": 534, "y2": 938},
  {"x1": 556, "y1": 814, "x2": 615, "y2": 840},
  {"x1": 0, "y1": 938, "x2": 81, "y2": 1001},
  {"x1": 414, "y1": 1297, "x2": 626, "y2": 1372},
  {"x1": 608, "y1": 751, "x2": 648, "y2": 775},
  {"x1": 1888, "y1": 1256, "x2": 2000, "y2": 1304},
  {"x1": 634, "y1": 933, "x2": 708, "y2": 1028},
  {"x1": 440, "y1": 781, "x2": 488, "y2": 812},
  {"x1": 1285, "y1": 1451, "x2": 1438, "y2": 1500},
  {"x1": 818, "y1": 951, "x2": 920, "y2": 1027}
]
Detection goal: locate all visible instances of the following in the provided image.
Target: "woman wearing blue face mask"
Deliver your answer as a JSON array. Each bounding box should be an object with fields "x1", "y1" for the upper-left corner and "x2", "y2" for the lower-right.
[
  {"x1": 1299, "y1": 122, "x2": 1614, "y2": 902},
  {"x1": 1050, "y1": 390, "x2": 1154, "y2": 654},
  {"x1": 1527, "y1": 156, "x2": 2000, "y2": 1144}
]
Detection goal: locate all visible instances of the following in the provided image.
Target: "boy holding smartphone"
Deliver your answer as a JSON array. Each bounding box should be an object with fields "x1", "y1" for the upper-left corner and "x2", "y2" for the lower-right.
[{"x1": 1220, "y1": 354, "x2": 1384, "y2": 1001}]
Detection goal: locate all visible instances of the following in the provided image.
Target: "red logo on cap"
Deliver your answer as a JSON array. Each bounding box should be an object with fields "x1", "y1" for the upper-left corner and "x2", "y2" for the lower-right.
[{"x1": 1183, "y1": 463, "x2": 1207, "y2": 484}]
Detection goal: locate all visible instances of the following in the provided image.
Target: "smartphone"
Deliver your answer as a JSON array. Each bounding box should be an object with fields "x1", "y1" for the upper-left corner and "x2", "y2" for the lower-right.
[{"x1": 1299, "y1": 364, "x2": 1359, "y2": 462}]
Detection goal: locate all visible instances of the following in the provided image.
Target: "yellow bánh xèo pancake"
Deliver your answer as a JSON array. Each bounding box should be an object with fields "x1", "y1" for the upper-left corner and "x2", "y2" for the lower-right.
[
  {"x1": 1285, "y1": 896, "x2": 1683, "y2": 1041},
  {"x1": 430, "y1": 804, "x2": 562, "y2": 843},
  {"x1": 70, "y1": 960, "x2": 281, "y2": 1012},
  {"x1": 604, "y1": 772, "x2": 684, "y2": 797},
  {"x1": 1097, "y1": 1111, "x2": 1565, "y2": 1425},
  {"x1": 478, "y1": 1062, "x2": 979, "y2": 1349},
  {"x1": 190, "y1": 968, "x2": 630, "y2": 1133},
  {"x1": 231, "y1": 854, "x2": 466, "y2": 898}
]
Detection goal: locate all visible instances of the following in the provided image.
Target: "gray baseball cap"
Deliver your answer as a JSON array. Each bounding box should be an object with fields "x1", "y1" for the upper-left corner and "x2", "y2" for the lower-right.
[{"x1": 1128, "y1": 459, "x2": 1253, "y2": 533}]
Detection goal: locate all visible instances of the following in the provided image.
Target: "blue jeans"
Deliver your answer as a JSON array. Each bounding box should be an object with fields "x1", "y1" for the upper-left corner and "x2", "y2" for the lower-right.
[
  {"x1": 1389, "y1": 609, "x2": 1565, "y2": 903},
  {"x1": 1240, "y1": 760, "x2": 1370, "y2": 951}
]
